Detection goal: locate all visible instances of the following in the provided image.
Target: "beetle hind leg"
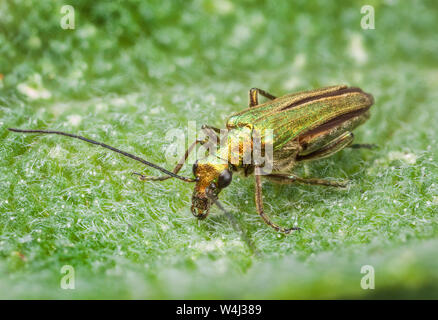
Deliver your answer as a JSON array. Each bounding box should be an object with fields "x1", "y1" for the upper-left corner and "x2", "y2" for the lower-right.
[
  {"x1": 348, "y1": 143, "x2": 378, "y2": 149},
  {"x1": 297, "y1": 131, "x2": 355, "y2": 162}
]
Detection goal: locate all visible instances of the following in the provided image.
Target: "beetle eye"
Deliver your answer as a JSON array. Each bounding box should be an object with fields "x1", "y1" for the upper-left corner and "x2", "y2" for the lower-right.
[
  {"x1": 217, "y1": 169, "x2": 232, "y2": 188},
  {"x1": 192, "y1": 161, "x2": 198, "y2": 176}
]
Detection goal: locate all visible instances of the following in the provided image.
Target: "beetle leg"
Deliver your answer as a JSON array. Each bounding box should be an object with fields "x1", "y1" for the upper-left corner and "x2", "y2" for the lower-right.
[
  {"x1": 133, "y1": 138, "x2": 207, "y2": 181},
  {"x1": 249, "y1": 88, "x2": 277, "y2": 107},
  {"x1": 201, "y1": 124, "x2": 221, "y2": 134},
  {"x1": 297, "y1": 131, "x2": 355, "y2": 162},
  {"x1": 134, "y1": 123, "x2": 225, "y2": 181},
  {"x1": 267, "y1": 173, "x2": 348, "y2": 188},
  {"x1": 254, "y1": 167, "x2": 300, "y2": 234},
  {"x1": 348, "y1": 143, "x2": 378, "y2": 149}
]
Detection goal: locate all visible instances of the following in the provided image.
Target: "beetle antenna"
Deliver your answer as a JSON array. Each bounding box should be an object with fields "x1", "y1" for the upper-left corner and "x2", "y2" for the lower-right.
[{"x1": 8, "y1": 128, "x2": 196, "y2": 182}]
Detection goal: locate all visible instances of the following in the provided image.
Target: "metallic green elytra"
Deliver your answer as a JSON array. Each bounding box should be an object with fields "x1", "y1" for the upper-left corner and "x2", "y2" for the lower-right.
[
  {"x1": 8, "y1": 85, "x2": 375, "y2": 234},
  {"x1": 227, "y1": 85, "x2": 373, "y2": 153}
]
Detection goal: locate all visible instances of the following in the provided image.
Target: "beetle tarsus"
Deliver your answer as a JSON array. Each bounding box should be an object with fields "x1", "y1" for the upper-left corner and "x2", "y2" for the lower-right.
[
  {"x1": 349, "y1": 143, "x2": 378, "y2": 150},
  {"x1": 282, "y1": 226, "x2": 301, "y2": 234},
  {"x1": 131, "y1": 171, "x2": 151, "y2": 181}
]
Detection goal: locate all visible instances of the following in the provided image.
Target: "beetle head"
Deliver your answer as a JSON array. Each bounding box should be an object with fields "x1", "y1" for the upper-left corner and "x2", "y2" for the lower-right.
[{"x1": 191, "y1": 155, "x2": 233, "y2": 219}]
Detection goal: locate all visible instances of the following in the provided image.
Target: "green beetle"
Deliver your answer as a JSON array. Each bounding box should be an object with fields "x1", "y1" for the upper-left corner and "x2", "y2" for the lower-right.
[{"x1": 9, "y1": 85, "x2": 374, "y2": 234}]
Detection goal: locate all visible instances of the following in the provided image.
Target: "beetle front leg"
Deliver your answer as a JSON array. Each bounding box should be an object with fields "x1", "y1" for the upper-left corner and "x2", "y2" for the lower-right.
[
  {"x1": 201, "y1": 124, "x2": 221, "y2": 134},
  {"x1": 255, "y1": 168, "x2": 300, "y2": 234},
  {"x1": 249, "y1": 88, "x2": 277, "y2": 107},
  {"x1": 132, "y1": 138, "x2": 207, "y2": 181}
]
